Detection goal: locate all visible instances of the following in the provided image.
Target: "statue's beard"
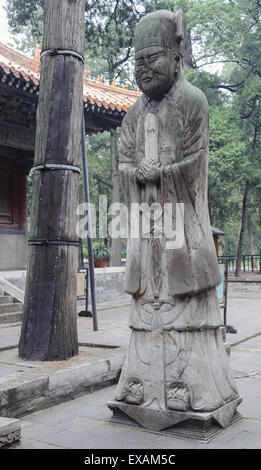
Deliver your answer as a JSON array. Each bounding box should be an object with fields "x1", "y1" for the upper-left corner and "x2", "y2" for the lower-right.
[{"x1": 136, "y1": 70, "x2": 177, "y2": 99}]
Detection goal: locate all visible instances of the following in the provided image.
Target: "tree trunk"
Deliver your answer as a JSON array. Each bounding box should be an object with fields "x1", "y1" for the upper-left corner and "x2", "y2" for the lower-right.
[
  {"x1": 19, "y1": 0, "x2": 85, "y2": 360},
  {"x1": 235, "y1": 182, "x2": 249, "y2": 277},
  {"x1": 259, "y1": 197, "x2": 261, "y2": 274},
  {"x1": 110, "y1": 129, "x2": 122, "y2": 267},
  {"x1": 248, "y1": 213, "x2": 256, "y2": 269}
]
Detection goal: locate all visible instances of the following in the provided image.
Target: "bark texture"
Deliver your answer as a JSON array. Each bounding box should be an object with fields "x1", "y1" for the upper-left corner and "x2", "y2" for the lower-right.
[
  {"x1": 19, "y1": 0, "x2": 85, "y2": 360},
  {"x1": 235, "y1": 182, "x2": 249, "y2": 277},
  {"x1": 248, "y1": 214, "x2": 256, "y2": 269}
]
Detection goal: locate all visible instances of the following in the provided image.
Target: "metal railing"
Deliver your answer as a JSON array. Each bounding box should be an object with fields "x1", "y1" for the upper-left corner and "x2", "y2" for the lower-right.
[
  {"x1": 218, "y1": 254, "x2": 261, "y2": 273},
  {"x1": 0, "y1": 277, "x2": 24, "y2": 302}
]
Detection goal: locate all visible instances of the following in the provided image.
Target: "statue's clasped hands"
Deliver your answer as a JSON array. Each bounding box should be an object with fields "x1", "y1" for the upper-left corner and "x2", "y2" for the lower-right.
[{"x1": 136, "y1": 157, "x2": 160, "y2": 184}]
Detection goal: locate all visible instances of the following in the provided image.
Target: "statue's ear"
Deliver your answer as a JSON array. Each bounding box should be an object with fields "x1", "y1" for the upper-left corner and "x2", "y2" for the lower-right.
[{"x1": 175, "y1": 11, "x2": 186, "y2": 45}]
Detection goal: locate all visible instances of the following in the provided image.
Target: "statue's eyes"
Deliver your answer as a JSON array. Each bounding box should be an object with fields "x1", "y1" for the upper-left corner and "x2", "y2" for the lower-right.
[
  {"x1": 135, "y1": 59, "x2": 144, "y2": 67},
  {"x1": 148, "y1": 53, "x2": 161, "y2": 63},
  {"x1": 135, "y1": 52, "x2": 162, "y2": 67}
]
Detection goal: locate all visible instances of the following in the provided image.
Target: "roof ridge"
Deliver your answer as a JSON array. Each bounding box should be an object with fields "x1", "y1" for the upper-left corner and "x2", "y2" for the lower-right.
[
  {"x1": 84, "y1": 77, "x2": 141, "y2": 97},
  {"x1": 0, "y1": 40, "x2": 33, "y2": 68},
  {"x1": 0, "y1": 41, "x2": 141, "y2": 114}
]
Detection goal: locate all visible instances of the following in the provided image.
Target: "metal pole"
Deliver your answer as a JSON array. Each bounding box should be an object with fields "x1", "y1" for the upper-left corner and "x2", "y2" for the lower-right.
[
  {"x1": 223, "y1": 259, "x2": 228, "y2": 326},
  {"x1": 81, "y1": 113, "x2": 98, "y2": 331}
]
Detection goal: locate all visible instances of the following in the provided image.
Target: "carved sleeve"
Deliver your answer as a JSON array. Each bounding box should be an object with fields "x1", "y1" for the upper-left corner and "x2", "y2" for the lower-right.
[
  {"x1": 119, "y1": 108, "x2": 137, "y2": 169},
  {"x1": 183, "y1": 88, "x2": 209, "y2": 160}
]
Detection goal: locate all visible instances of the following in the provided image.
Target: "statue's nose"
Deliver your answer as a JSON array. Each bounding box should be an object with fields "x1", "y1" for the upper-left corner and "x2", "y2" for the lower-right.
[
  {"x1": 141, "y1": 58, "x2": 153, "y2": 73},
  {"x1": 143, "y1": 57, "x2": 150, "y2": 68}
]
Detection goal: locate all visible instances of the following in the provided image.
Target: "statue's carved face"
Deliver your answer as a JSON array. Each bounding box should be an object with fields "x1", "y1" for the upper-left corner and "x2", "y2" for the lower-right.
[{"x1": 135, "y1": 45, "x2": 179, "y2": 98}]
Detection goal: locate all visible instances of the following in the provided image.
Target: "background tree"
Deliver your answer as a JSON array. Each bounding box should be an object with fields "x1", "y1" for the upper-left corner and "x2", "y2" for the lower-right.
[{"x1": 186, "y1": 0, "x2": 261, "y2": 272}]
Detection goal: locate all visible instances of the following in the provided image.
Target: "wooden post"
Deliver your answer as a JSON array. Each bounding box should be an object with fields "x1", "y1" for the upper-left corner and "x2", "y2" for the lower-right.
[
  {"x1": 18, "y1": 0, "x2": 85, "y2": 360},
  {"x1": 110, "y1": 129, "x2": 122, "y2": 267}
]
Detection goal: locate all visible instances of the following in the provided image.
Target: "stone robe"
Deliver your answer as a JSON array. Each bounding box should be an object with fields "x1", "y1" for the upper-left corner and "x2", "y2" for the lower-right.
[{"x1": 116, "y1": 75, "x2": 239, "y2": 412}]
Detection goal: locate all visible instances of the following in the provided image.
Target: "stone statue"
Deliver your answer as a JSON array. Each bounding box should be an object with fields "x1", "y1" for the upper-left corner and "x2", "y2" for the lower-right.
[{"x1": 108, "y1": 10, "x2": 241, "y2": 437}]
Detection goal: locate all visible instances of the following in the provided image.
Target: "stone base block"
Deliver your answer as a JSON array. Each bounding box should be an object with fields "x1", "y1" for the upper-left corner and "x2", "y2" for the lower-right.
[
  {"x1": 0, "y1": 417, "x2": 21, "y2": 448},
  {"x1": 107, "y1": 397, "x2": 242, "y2": 442}
]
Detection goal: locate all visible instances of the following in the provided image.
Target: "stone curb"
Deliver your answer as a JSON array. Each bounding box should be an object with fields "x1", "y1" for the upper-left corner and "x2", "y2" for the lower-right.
[
  {"x1": 228, "y1": 278, "x2": 261, "y2": 282},
  {"x1": 0, "y1": 416, "x2": 21, "y2": 448},
  {"x1": 0, "y1": 353, "x2": 125, "y2": 419},
  {"x1": 230, "y1": 332, "x2": 261, "y2": 347},
  {"x1": 77, "y1": 298, "x2": 131, "y2": 312}
]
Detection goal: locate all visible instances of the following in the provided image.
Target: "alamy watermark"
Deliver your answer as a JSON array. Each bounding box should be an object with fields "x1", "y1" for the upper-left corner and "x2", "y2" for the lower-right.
[{"x1": 76, "y1": 196, "x2": 185, "y2": 249}]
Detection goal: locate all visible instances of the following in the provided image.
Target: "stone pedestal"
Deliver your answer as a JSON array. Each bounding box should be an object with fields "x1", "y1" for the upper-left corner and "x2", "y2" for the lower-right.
[
  {"x1": 108, "y1": 397, "x2": 242, "y2": 441},
  {"x1": 0, "y1": 417, "x2": 21, "y2": 448}
]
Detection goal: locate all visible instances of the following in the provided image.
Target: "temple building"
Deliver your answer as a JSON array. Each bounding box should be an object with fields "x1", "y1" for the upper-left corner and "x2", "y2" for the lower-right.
[{"x1": 0, "y1": 41, "x2": 140, "y2": 271}]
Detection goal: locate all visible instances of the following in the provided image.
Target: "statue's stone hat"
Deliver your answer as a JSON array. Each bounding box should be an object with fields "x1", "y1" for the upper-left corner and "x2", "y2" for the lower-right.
[{"x1": 134, "y1": 10, "x2": 186, "y2": 56}]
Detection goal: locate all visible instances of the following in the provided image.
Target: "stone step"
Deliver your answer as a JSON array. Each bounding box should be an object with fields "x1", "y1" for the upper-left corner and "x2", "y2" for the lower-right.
[
  {"x1": 0, "y1": 303, "x2": 23, "y2": 314},
  {"x1": 0, "y1": 310, "x2": 23, "y2": 324},
  {"x1": 0, "y1": 295, "x2": 12, "y2": 304}
]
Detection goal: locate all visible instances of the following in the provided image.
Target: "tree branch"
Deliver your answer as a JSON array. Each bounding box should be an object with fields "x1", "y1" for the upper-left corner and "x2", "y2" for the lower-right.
[
  {"x1": 241, "y1": 98, "x2": 258, "y2": 119},
  {"x1": 113, "y1": 46, "x2": 131, "y2": 69},
  {"x1": 91, "y1": 172, "x2": 112, "y2": 188},
  {"x1": 105, "y1": 0, "x2": 119, "y2": 33}
]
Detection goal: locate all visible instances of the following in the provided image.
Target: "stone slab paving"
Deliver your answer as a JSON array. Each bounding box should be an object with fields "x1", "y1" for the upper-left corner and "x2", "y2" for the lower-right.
[
  {"x1": 1, "y1": 292, "x2": 261, "y2": 351},
  {"x1": 8, "y1": 377, "x2": 261, "y2": 449},
  {"x1": 0, "y1": 323, "x2": 22, "y2": 351},
  {"x1": 3, "y1": 334, "x2": 261, "y2": 450},
  {"x1": 226, "y1": 292, "x2": 261, "y2": 346}
]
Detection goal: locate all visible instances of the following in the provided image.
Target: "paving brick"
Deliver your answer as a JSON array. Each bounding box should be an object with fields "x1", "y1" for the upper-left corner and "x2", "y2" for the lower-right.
[{"x1": 225, "y1": 430, "x2": 261, "y2": 449}]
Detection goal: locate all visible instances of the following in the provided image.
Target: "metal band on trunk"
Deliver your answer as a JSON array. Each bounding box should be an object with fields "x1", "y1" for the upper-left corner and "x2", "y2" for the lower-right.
[
  {"x1": 32, "y1": 164, "x2": 81, "y2": 173},
  {"x1": 28, "y1": 239, "x2": 80, "y2": 246},
  {"x1": 40, "y1": 48, "x2": 84, "y2": 63}
]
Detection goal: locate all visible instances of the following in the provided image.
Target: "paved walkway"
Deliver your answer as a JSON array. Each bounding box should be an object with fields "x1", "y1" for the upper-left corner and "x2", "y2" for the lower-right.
[
  {"x1": 8, "y1": 335, "x2": 261, "y2": 449},
  {"x1": 1, "y1": 290, "x2": 261, "y2": 449},
  {"x1": 1, "y1": 290, "x2": 261, "y2": 350}
]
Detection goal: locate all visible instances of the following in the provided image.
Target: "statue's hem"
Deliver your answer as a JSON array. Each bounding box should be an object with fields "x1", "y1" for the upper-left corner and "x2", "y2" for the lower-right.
[{"x1": 107, "y1": 397, "x2": 243, "y2": 442}]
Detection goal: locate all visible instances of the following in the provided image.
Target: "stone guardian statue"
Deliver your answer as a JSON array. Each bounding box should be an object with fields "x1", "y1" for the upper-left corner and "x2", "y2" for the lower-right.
[{"x1": 108, "y1": 10, "x2": 241, "y2": 438}]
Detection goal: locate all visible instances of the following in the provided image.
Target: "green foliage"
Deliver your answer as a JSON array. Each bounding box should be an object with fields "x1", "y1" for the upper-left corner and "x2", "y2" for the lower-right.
[
  {"x1": 184, "y1": 67, "x2": 224, "y2": 106},
  {"x1": 186, "y1": 0, "x2": 261, "y2": 256},
  {"x1": 208, "y1": 105, "x2": 248, "y2": 252},
  {"x1": 84, "y1": 1, "x2": 144, "y2": 82},
  {"x1": 93, "y1": 240, "x2": 112, "y2": 262},
  {"x1": 84, "y1": 132, "x2": 112, "y2": 208},
  {"x1": 5, "y1": 0, "x2": 44, "y2": 51},
  {"x1": 6, "y1": 0, "x2": 145, "y2": 83}
]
